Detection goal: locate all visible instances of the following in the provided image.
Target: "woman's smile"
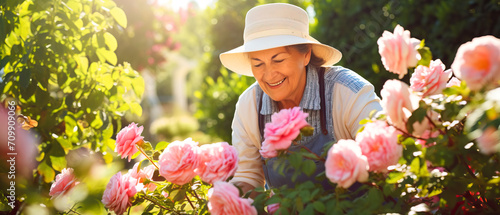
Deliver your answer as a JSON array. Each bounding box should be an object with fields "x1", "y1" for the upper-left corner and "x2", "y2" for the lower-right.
[{"x1": 267, "y1": 77, "x2": 286, "y2": 87}]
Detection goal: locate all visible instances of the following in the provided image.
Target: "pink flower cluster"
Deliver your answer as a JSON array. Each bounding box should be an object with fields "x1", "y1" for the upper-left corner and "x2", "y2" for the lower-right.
[
  {"x1": 102, "y1": 172, "x2": 138, "y2": 215},
  {"x1": 377, "y1": 25, "x2": 421, "y2": 79},
  {"x1": 157, "y1": 138, "x2": 239, "y2": 185},
  {"x1": 49, "y1": 168, "x2": 80, "y2": 199},
  {"x1": 325, "y1": 121, "x2": 403, "y2": 187},
  {"x1": 260, "y1": 107, "x2": 310, "y2": 158},
  {"x1": 208, "y1": 181, "x2": 257, "y2": 215},
  {"x1": 115, "y1": 123, "x2": 144, "y2": 162}
]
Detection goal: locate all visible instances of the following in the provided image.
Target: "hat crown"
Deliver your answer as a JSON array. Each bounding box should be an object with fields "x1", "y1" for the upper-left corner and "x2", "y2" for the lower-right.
[{"x1": 244, "y1": 3, "x2": 309, "y2": 42}]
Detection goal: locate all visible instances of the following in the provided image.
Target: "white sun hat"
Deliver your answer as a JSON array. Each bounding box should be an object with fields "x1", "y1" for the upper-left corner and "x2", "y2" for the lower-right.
[{"x1": 219, "y1": 3, "x2": 342, "y2": 76}]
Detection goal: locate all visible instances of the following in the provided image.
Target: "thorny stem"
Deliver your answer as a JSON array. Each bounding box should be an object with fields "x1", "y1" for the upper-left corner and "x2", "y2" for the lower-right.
[
  {"x1": 425, "y1": 114, "x2": 446, "y2": 136},
  {"x1": 189, "y1": 182, "x2": 201, "y2": 201},
  {"x1": 135, "y1": 143, "x2": 160, "y2": 170}
]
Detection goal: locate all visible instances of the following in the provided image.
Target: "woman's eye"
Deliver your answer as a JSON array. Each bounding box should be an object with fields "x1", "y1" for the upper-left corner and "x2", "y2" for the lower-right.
[
  {"x1": 274, "y1": 59, "x2": 284, "y2": 63},
  {"x1": 253, "y1": 63, "x2": 263, "y2": 67}
]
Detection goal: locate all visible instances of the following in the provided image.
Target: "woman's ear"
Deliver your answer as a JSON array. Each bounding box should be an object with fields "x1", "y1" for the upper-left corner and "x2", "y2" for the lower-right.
[{"x1": 304, "y1": 47, "x2": 312, "y2": 66}]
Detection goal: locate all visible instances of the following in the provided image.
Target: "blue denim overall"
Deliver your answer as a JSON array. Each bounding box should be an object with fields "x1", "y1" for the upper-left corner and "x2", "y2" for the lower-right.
[{"x1": 258, "y1": 68, "x2": 335, "y2": 190}]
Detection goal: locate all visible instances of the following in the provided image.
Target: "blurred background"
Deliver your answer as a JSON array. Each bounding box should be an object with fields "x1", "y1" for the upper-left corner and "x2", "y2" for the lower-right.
[{"x1": 1, "y1": 0, "x2": 499, "y2": 213}]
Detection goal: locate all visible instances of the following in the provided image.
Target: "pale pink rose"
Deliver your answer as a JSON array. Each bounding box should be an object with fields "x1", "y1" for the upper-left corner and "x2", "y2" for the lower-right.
[
  {"x1": 381, "y1": 80, "x2": 420, "y2": 132},
  {"x1": 197, "y1": 142, "x2": 238, "y2": 184},
  {"x1": 129, "y1": 163, "x2": 157, "y2": 191},
  {"x1": 446, "y1": 77, "x2": 462, "y2": 88},
  {"x1": 410, "y1": 60, "x2": 452, "y2": 97},
  {"x1": 325, "y1": 139, "x2": 369, "y2": 188},
  {"x1": 102, "y1": 172, "x2": 138, "y2": 215},
  {"x1": 49, "y1": 168, "x2": 80, "y2": 199},
  {"x1": 377, "y1": 25, "x2": 421, "y2": 79},
  {"x1": 476, "y1": 127, "x2": 500, "y2": 155},
  {"x1": 260, "y1": 107, "x2": 309, "y2": 158},
  {"x1": 115, "y1": 123, "x2": 144, "y2": 161},
  {"x1": 356, "y1": 121, "x2": 401, "y2": 172},
  {"x1": 158, "y1": 138, "x2": 199, "y2": 185},
  {"x1": 267, "y1": 203, "x2": 280, "y2": 214},
  {"x1": 207, "y1": 181, "x2": 257, "y2": 215},
  {"x1": 451, "y1": 35, "x2": 500, "y2": 91}
]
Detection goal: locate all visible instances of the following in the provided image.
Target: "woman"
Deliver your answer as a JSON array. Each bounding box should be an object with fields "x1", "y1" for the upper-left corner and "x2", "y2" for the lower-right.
[{"x1": 219, "y1": 3, "x2": 382, "y2": 195}]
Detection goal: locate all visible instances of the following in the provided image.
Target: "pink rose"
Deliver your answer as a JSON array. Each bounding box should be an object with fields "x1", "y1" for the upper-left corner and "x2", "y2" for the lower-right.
[
  {"x1": 129, "y1": 163, "x2": 157, "y2": 191},
  {"x1": 381, "y1": 80, "x2": 419, "y2": 132},
  {"x1": 158, "y1": 138, "x2": 199, "y2": 185},
  {"x1": 260, "y1": 107, "x2": 309, "y2": 158},
  {"x1": 410, "y1": 60, "x2": 452, "y2": 97},
  {"x1": 446, "y1": 77, "x2": 461, "y2": 88},
  {"x1": 476, "y1": 126, "x2": 500, "y2": 155},
  {"x1": 451, "y1": 35, "x2": 500, "y2": 91},
  {"x1": 49, "y1": 168, "x2": 80, "y2": 199},
  {"x1": 115, "y1": 123, "x2": 144, "y2": 161},
  {"x1": 325, "y1": 139, "x2": 369, "y2": 188},
  {"x1": 102, "y1": 172, "x2": 138, "y2": 215},
  {"x1": 197, "y1": 142, "x2": 238, "y2": 184},
  {"x1": 207, "y1": 181, "x2": 257, "y2": 215},
  {"x1": 356, "y1": 121, "x2": 401, "y2": 172},
  {"x1": 377, "y1": 25, "x2": 421, "y2": 79},
  {"x1": 259, "y1": 142, "x2": 278, "y2": 158}
]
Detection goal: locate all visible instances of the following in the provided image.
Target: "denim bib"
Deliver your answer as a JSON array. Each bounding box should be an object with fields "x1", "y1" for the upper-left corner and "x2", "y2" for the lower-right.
[{"x1": 257, "y1": 67, "x2": 335, "y2": 190}]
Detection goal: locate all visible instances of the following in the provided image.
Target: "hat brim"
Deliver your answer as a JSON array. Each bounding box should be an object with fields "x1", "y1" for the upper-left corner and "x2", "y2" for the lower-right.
[{"x1": 220, "y1": 35, "x2": 342, "y2": 76}]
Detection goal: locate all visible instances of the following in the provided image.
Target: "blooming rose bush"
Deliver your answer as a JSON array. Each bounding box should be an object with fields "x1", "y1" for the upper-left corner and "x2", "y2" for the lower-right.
[
  {"x1": 249, "y1": 26, "x2": 500, "y2": 214},
  {"x1": 49, "y1": 168, "x2": 80, "y2": 199},
  {"x1": 48, "y1": 25, "x2": 500, "y2": 215}
]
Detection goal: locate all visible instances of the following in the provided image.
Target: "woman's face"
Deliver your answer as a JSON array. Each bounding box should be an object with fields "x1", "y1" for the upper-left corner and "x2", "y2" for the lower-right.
[{"x1": 248, "y1": 46, "x2": 311, "y2": 108}]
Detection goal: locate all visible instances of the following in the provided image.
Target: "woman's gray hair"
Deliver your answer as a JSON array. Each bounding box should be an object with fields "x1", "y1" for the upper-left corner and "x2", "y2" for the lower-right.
[{"x1": 287, "y1": 44, "x2": 326, "y2": 67}]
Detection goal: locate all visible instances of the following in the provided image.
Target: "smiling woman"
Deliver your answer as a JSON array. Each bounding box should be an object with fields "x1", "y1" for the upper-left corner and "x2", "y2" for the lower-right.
[{"x1": 219, "y1": 3, "x2": 382, "y2": 196}]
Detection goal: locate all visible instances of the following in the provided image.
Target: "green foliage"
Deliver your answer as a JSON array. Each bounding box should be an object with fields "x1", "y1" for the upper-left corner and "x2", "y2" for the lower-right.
[
  {"x1": 194, "y1": 68, "x2": 255, "y2": 142},
  {"x1": 1, "y1": 0, "x2": 143, "y2": 212}
]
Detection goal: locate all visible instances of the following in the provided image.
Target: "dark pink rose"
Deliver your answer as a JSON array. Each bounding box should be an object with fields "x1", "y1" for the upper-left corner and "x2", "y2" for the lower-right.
[
  {"x1": 102, "y1": 172, "x2": 138, "y2": 215},
  {"x1": 260, "y1": 107, "x2": 309, "y2": 158},
  {"x1": 325, "y1": 139, "x2": 369, "y2": 188},
  {"x1": 377, "y1": 25, "x2": 421, "y2": 79},
  {"x1": 410, "y1": 60, "x2": 452, "y2": 97},
  {"x1": 197, "y1": 142, "x2": 238, "y2": 184},
  {"x1": 451, "y1": 35, "x2": 500, "y2": 91},
  {"x1": 158, "y1": 138, "x2": 199, "y2": 185},
  {"x1": 208, "y1": 181, "x2": 257, "y2": 215},
  {"x1": 49, "y1": 168, "x2": 80, "y2": 199},
  {"x1": 356, "y1": 121, "x2": 401, "y2": 172},
  {"x1": 115, "y1": 123, "x2": 144, "y2": 161}
]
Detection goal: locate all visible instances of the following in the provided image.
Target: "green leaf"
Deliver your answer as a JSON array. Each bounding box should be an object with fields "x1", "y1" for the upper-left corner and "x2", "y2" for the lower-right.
[
  {"x1": 19, "y1": 68, "x2": 31, "y2": 89},
  {"x1": 301, "y1": 160, "x2": 316, "y2": 176},
  {"x1": 50, "y1": 156, "x2": 67, "y2": 172},
  {"x1": 155, "y1": 141, "x2": 170, "y2": 151},
  {"x1": 386, "y1": 171, "x2": 405, "y2": 184},
  {"x1": 129, "y1": 102, "x2": 143, "y2": 117},
  {"x1": 313, "y1": 201, "x2": 326, "y2": 213},
  {"x1": 410, "y1": 157, "x2": 420, "y2": 175},
  {"x1": 417, "y1": 45, "x2": 432, "y2": 67},
  {"x1": 407, "y1": 107, "x2": 427, "y2": 134},
  {"x1": 103, "y1": 32, "x2": 118, "y2": 51},
  {"x1": 110, "y1": 7, "x2": 127, "y2": 28},
  {"x1": 38, "y1": 161, "x2": 55, "y2": 183},
  {"x1": 96, "y1": 48, "x2": 117, "y2": 65}
]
